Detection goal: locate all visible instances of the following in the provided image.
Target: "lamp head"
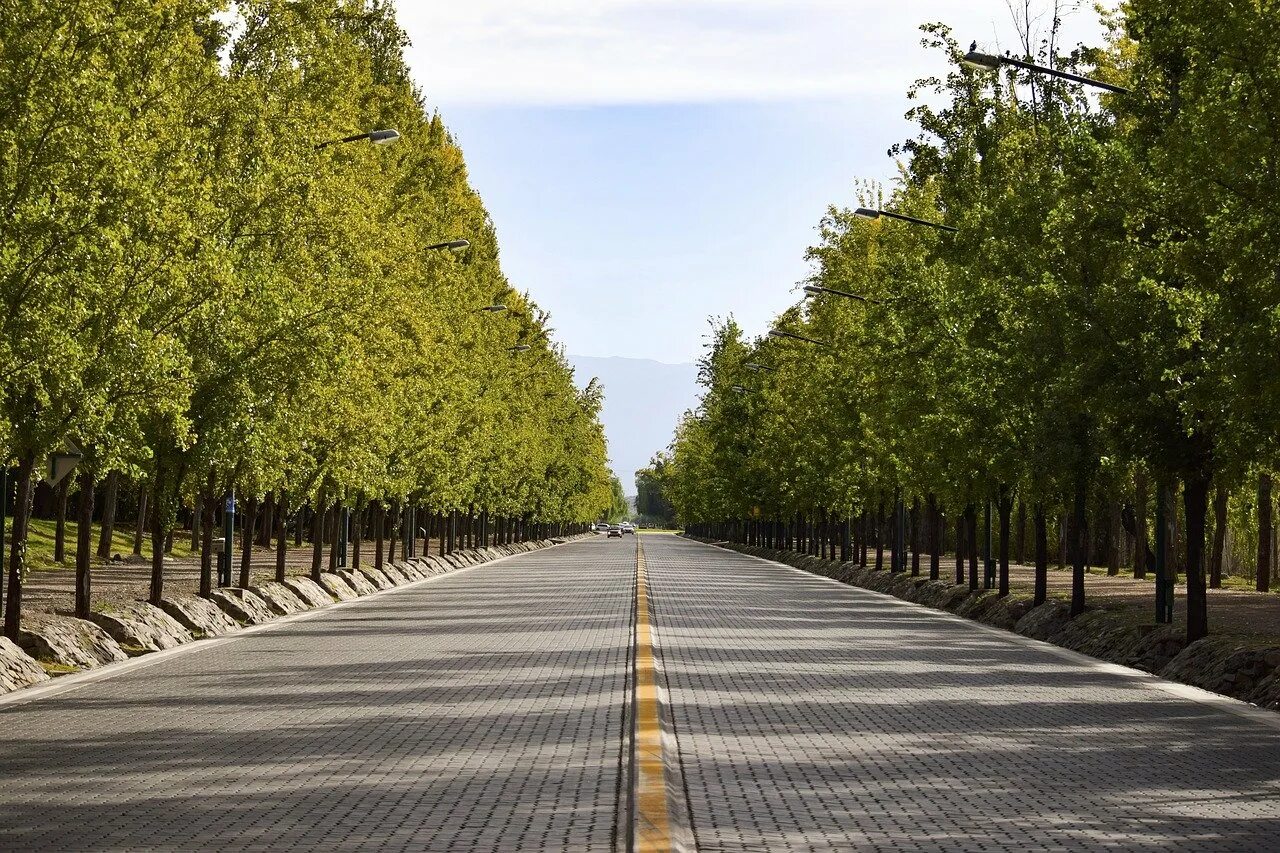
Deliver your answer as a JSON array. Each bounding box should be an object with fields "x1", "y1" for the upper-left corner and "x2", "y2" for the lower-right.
[
  {"x1": 961, "y1": 44, "x2": 1002, "y2": 72},
  {"x1": 426, "y1": 239, "x2": 470, "y2": 252}
]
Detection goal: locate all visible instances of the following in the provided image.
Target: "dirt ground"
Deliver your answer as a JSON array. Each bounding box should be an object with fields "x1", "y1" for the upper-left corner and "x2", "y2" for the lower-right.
[
  {"x1": 898, "y1": 553, "x2": 1280, "y2": 639},
  {"x1": 19, "y1": 537, "x2": 452, "y2": 616}
]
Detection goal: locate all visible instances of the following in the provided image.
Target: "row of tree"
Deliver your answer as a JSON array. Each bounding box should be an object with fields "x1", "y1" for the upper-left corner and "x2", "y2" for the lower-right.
[
  {"x1": 657, "y1": 2, "x2": 1280, "y2": 643},
  {"x1": 0, "y1": 0, "x2": 615, "y2": 638}
]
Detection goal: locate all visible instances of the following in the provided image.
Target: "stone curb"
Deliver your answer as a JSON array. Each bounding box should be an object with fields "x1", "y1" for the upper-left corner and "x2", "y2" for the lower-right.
[{"x1": 18, "y1": 615, "x2": 128, "y2": 669}]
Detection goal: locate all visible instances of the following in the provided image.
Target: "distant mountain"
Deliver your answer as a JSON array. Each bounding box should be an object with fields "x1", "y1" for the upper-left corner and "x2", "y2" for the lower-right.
[{"x1": 569, "y1": 355, "x2": 700, "y2": 489}]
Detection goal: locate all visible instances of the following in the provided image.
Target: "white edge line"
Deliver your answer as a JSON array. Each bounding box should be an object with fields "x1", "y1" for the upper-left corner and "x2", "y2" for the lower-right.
[
  {"x1": 683, "y1": 537, "x2": 1280, "y2": 734},
  {"x1": 0, "y1": 541, "x2": 584, "y2": 710}
]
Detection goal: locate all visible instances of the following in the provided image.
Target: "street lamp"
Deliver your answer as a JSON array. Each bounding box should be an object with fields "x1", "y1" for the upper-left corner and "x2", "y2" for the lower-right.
[
  {"x1": 803, "y1": 284, "x2": 883, "y2": 304},
  {"x1": 426, "y1": 239, "x2": 470, "y2": 252},
  {"x1": 854, "y1": 207, "x2": 957, "y2": 233},
  {"x1": 961, "y1": 42, "x2": 1130, "y2": 95},
  {"x1": 477, "y1": 304, "x2": 508, "y2": 313},
  {"x1": 731, "y1": 384, "x2": 757, "y2": 394},
  {"x1": 744, "y1": 362, "x2": 776, "y2": 373},
  {"x1": 314, "y1": 128, "x2": 401, "y2": 150},
  {"x1": 508, "y1": 344, "x2": 532, "y2": 353},
  {"x1": 768, "y1": 328, "x2": 827, "y2": 347}
]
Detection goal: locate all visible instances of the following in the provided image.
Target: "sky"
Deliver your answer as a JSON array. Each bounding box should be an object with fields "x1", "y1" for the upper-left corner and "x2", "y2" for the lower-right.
[{"x1": 395, "y1": 1, "x2": 1109, "y2": 365}]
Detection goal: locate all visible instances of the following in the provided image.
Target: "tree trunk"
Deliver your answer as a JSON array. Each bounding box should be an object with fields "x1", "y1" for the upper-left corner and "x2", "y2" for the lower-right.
[
  {"x1": 199, "y1": 476, "x2": 215, "y2": 597},
  {"x1": 132, "y1": 490, "x2": 148, "y2": 556},
  {"x1": 258, "y1": 493, "x2": 275, "y2": 547},
  {"x1": 148, "y1": 477, "x2": 166, "y2": 606},
  {"x1": 966, "y1": 504, "x2": 979, "y2": 591},
  {"x1": 1033, "y1": 505, "x2": 1048, "y2": 606},
  {"x1": 1258, "y1": 474, "x2": 1273, "y2": 593},
  {"x1": 191, "y1": 494, "x2": 202, "y2": 551},
  {"x1": 4, "y1": 453, "x2": 36, "y2": 639},
  {"x1": 310, "y1": 490, "x2": 327, "y2": 582},
  {"x1": 353, "y1": 503, "x2": 364, "y2": 570},
  {"x1": 1184, "y1": 473, "x2": 1210, "y2": 642},
  {"x1": 53, "y1": 478, "x2": 70, "y2": 563},
  {"x1": 1273, "y1": 524, "x2": 1278, "y2": 589},
  {"x1": 928, "y1": 495, "x2": 941, "y2": 581},
  {"x1": 239, "y1": 496, "x2": 258, "y2": 588},
  {"x1": 328, "y1": 501, "x2": 341, "y2": 573},
  {"x1": 955, "y1": 511, "x2": 965, "y2": 585},
  {"x1": 375, "y1": 503, "x2": 386, "y2": 571},
  {"x1": 1071, "y1": 481, "x2": 1088, "y2": 618},
  {"x1": 1134, "y1": 470, "x2": 1149, "y2": 579},
  {"x1": 96, "y1": 470, "x2": 120, "y2": 559},
  {"x1": 1101, "y1": 499, "x2": 1117, "y2": 575},
  {"x1": 74, "y1": 469, "x2": 96, "y2": 619},
  {"x1": 1206, "y1": 486, "x2": 1227, "y2": 589},
  {"x1": 910, "y1": 498, "x2": 921, "y2": 576},
  {"x1": 873, "y1": 500, "x2": 884, "y2": 571},
  {"x1": 1057, "y1": 512, "x2": 1068, "y2": 572},
  {"x1": 388, "y1": 501, "x2": 400, "y2": 563},
  {"x1": 998, "y1": 489, "x2": 1011, "y2": 597},
  {"x1": 1015, "y1": 500, "x2": 1026, "y2": 566},
  {"x1": 275, "y1": 492, "x2": 289, "y2": 583}
]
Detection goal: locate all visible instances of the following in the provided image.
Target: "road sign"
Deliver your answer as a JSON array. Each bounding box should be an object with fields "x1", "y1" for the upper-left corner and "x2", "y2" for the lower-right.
[{"x1": 46, "y1": 440, "x2": 82, "y2": 487}]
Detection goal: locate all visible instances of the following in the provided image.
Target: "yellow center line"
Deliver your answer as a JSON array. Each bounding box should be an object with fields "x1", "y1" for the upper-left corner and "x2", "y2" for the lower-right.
[{"x1": 633, "y1": 536, "x2": 672, "y2": 852}]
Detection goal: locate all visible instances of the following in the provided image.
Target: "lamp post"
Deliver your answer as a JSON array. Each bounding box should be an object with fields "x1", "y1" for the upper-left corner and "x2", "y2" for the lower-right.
[
  {"x1": 221, "y1": 491, "x2": 235, "y2": 587},
  {"x1": 338, "y1": 506, "x2": 350, "y2": 567},
  {"x1": 744, "y1": 362, "x2": 776, "y2": 373},
  {"x1": 961, "y1": 42, "x2": 1130, "y2": 95},
  {"x1": 730, "y1": 384, "x2": 757, "y2": 395},
  {"x1": 854, "y1": 207, "x2": 957, "y2": 233},
  {"x1": 508, "y1": 344, "x2": 532, "y2": 353},
  {"x1": 803, "y1": 284, "x2": 883, "y2": 304},
  {"x1": 208, "y1": 128, "x2": 403, "y2": 586},
  {"x1": 768, "y1": 328, "x2": 827, "y2": 347},
  {"x1": 477, "y1": 304, "x2": 507, "y2": 313},
  {"x1": 852, "y1": 203, "x2": 953, "y2": 575},
  {"x1": 314, "y1": 128, "x2": 401, "y2": 150}
]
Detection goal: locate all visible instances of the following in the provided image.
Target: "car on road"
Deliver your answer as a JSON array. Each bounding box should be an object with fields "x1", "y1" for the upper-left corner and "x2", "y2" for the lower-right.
[
  {"x1": 620, "y1": 522, "x2": 635, "y2": 534},
  {"x1": 606, "y1": 525, "x2": 623, "y2": 538}
]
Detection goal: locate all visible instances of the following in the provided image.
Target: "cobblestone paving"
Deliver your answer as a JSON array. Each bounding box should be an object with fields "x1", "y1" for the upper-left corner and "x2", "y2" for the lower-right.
[
  {"x1": 643, "y1": 535, "x2": 1280, "y2": 852},
  {"x1": 0, "y1": 538, "x2": 636, "y2": 852}
]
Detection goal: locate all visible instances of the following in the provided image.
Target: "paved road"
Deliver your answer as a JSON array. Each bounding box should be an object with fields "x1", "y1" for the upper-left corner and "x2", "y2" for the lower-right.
[
  {"x1": 3, "y1": 534, "x2": 1280, "y2": 851},
  {"x1": 644, "y1": 536, "x2": 1280, "y2": 851},
  {"x1": 0, "y1": 543, "x2": 635, "y2": 851}
]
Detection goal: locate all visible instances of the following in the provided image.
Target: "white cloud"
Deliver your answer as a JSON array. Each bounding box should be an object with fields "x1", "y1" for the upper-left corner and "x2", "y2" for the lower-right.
[{"x1": 397, "y1": 0, "x2": 1110, "y2": 106}]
